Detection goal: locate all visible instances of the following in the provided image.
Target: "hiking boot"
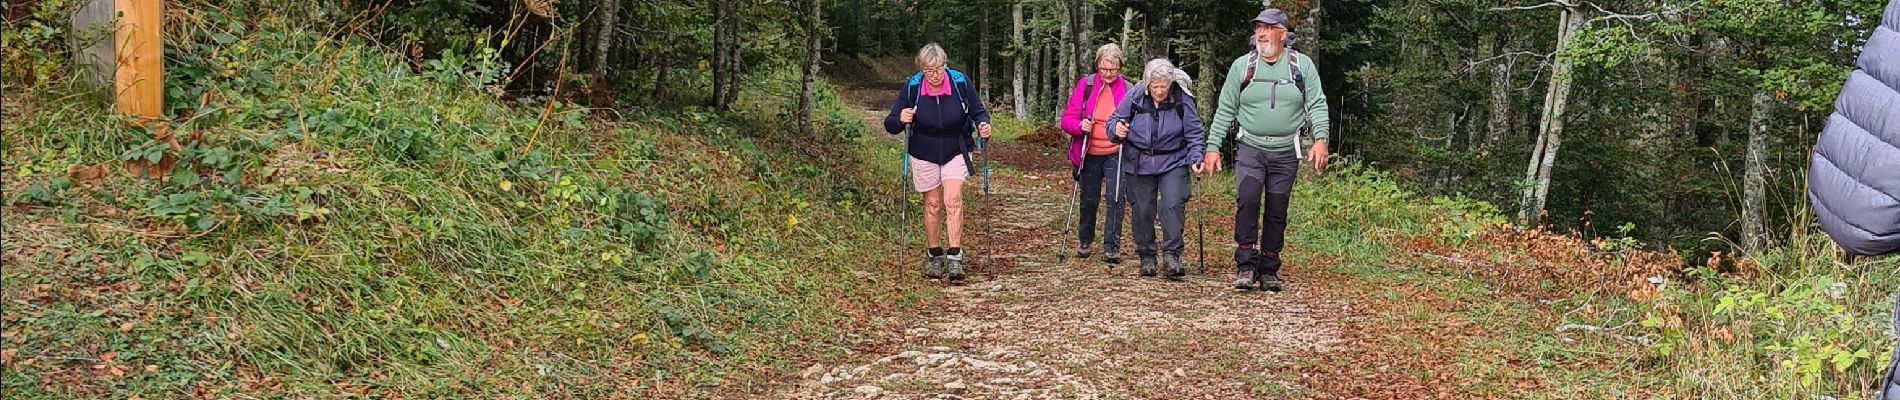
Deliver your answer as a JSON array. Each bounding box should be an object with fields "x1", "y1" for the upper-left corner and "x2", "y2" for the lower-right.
[
  {"x1": 923, "y1": 255, "x2": 945, "y2": 279},
  {"x1": 1075, "y1": 245, "x2": 1092, "y2": 260},
  {"x1": 945, "y1": 254, "x2": 967, "y2": 283},
  {"x1": 1103, "y1": 251, "x2": 1122, "y2": 265},
  {"x1": 1257, "y1": 271, "x2": 1284, "y2": 292},
  {"x1": 1235, "y1": 268, "x2": 1257, "y2": 290},
  {"x1": 1255, "y1": 252, "x2": 1284, "y2": 292},
  {"x1": 1164, "y1": 254, "x2": 1187, "y2": 281},
  {"x1": 1138, "y1": 257, "x2": 1158, "y2": 277}
]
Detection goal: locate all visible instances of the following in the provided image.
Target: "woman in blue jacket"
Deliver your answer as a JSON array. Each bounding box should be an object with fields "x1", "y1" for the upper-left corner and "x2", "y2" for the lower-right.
[
  {"x1": 1107, "y1": 58, "x2": 1205, "y2": 280},
  {"x1": 884, "y1": 43, "x2": 992, "y2": 283}
]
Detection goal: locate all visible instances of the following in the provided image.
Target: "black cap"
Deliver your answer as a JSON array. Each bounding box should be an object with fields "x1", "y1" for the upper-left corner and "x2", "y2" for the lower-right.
[{"x1": 1251, "y1": 8, "x2": 1290, "y2": 27}]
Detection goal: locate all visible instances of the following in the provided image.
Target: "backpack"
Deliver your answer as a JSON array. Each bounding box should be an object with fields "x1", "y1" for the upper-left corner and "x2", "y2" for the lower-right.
[
  {"x1": 905, "y1": 69, "x2": 977, "y2": 136},
  {"x1": 1238, "y1": 44, "x2": 1315, "y2": 139}
]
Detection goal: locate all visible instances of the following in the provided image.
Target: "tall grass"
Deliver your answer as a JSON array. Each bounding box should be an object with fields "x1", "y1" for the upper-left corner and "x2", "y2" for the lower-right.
[{"x1": 1, "y1": 10, "x2": 919, "y2": 400}]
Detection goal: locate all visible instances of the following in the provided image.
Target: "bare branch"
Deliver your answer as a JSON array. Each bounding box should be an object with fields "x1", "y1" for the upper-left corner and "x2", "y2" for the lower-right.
[
  {"x1": 1462, "y1": 51, "x2": 1554, "y2": 73},
  {"x1": 1491, "y1": 1, "x2": 1571, "y2": 12}
]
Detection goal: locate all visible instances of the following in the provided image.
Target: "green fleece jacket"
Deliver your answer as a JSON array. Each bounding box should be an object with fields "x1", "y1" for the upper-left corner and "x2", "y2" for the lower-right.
[{"x1": 1205, "y1": 51, "x2": 1330, "y2": 153}]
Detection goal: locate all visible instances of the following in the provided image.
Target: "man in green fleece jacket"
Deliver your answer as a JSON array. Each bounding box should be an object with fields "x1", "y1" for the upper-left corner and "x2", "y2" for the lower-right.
[{"x1": 1198, "y1": 8, "x2": 1330, "y2": 292}]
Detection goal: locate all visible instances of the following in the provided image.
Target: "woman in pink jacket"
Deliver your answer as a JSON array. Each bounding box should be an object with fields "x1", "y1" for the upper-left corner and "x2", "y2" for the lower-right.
[{"x1": 1060, "y1": 44, "x2": 1132, "y2": 264}]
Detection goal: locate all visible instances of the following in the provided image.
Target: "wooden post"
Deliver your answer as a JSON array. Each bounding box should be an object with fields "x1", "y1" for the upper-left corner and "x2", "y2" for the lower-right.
[
  {"x1": 114, "y1": 0, "x2": 169, "y2": 178},
  {"x1": 114, "y1": 0, "x2": 163, "y2": 123}
]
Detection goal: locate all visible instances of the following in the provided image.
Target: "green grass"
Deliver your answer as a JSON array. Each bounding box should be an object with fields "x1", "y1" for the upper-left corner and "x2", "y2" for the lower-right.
[
  {"x1": 1283, "y1": 160, "x2": 1899, "y2": 399},
  {"x1": 1, "y1": 17, "x2": 926, "y2": 399}
]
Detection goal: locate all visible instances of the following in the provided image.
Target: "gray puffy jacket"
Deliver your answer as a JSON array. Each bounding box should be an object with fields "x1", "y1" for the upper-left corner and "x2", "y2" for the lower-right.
[
  {"x1": 1807, "y1": 1, "x2": 1899, "y2": 398},
  {"x1": 1811, "y1": 0, "x2": 1900, "y2": 258}
]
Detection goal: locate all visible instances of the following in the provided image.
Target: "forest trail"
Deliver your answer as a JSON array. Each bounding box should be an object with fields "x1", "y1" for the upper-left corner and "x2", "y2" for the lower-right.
[{"x1": 774, "y1": 83, "x2": 1356, "y2": 399}]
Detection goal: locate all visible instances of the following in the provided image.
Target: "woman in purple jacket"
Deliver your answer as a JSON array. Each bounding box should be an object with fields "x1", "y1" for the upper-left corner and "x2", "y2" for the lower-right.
[
  {"x1": 1059, "y1": 43, "x2": 1132, "y2": 264},
  {"x1": 1107, "y1": 59, "x2": 1206, "y2": 280}
]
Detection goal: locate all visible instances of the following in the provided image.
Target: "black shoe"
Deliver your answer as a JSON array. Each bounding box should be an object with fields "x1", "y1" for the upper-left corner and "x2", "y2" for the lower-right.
[
  {"x1": 1257, "y1": 271, "x2": 1284, "y2": 292},
  {"x1": 1164, "y1": 255, "x2": 1187, "y2": 281},
  {"x1": 1138, "y1": 258, "x2": 1158, "y2": 277}
]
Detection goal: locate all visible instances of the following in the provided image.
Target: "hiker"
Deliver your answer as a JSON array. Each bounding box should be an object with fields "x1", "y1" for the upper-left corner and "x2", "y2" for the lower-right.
[
  {"x1": 1202, "y1": 8, "x2": 1331, "y2": 292},
  {"x1": 1059, "y1": 43, "x2": 1133, "y2": 264},
  {"x1": 1808, "y1": 0, "x2": 1897, "y2": 396},
  {"x1": 1106, "y1": 58, "x2": 1205, "y2": 280},
  {"x1": 883, "y1": 43, "x2": 993, "y2": 283}
]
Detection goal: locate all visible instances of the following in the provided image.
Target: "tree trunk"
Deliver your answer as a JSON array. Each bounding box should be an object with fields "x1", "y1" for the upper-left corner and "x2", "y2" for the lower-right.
[
  {"x1": 1121, "y1": 7, "x2": 1134, "y2": 50},
  {"x1": 980, "y1": 0, "x2": 990, "y2": 100},
  {"x1": 1518, "y1": 4, "x2": 1583, "y2": 226},
  {"x1": 1143, "y1": 1, "x2": 1173, "y2": 61},
  {"x1": 1742, "y1": 90, "x2": 1771, "y2": 252},
  {"x1": 1483, "y1": 27, "x2": 1513, "y2": 147},
  {"x1": 1297, "y1": 0, "x2": 1320, "y2": 52},
  {"x1": 798, "y1": 0, "x2": 822, "y2": 141},
  {"x1": 1013, "y1": 1, "x2": 1026, "y2": 119},
  {"x1": 723, "y1": 3, "x2": 744, "y2": 110},
  {"x1": 593, "y1": 0, "x2": 619, "y2": 87},
  {"x1": 1060, "y1": 3, "x2": 1074, "y2": 100},
  {"x1": 1030, "y1": 27, "x2": 1043, "y2": 118},
  {"x1": 1074, "y1": 0, "x2": 1090, "y2": 77},
  {"x1": 710, "y1": 0, "x2": 728, "y2": 110}
]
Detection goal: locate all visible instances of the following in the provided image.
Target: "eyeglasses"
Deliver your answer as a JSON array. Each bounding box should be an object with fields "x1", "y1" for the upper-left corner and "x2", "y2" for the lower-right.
[
  {"x1": 923, "y1": 66, "x2": 946, "y2": 75},
  {"x1": 1097, "y1": 67, "x2": 1120, "y2": 73}
]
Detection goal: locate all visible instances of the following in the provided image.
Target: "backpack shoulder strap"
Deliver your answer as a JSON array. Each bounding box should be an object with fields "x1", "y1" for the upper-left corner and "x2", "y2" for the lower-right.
[
  {"x1": 1081, "y1": 74, "x2": 1096, "y2": 105},
  {"x1": 1289, "y1": 52, "x2": 1308, "y2": 97}
]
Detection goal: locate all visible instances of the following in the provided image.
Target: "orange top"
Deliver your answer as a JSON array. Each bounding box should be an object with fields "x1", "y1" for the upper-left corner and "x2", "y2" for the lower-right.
[{"x1": 1086, "y1": 86, "x2": 1120, "y2": 156}]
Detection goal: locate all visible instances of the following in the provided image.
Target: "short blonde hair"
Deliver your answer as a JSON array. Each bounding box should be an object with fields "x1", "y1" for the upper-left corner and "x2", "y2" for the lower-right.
[
  {"x1": 1094, "y1": 43, "x2": 1123, "y2": 69},
  {"x1": 916, "y1": 43, "x2": 947, "y2": 70}
]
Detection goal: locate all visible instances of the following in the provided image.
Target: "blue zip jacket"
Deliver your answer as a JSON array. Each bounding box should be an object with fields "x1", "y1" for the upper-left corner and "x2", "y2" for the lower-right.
[{"x1": 884, "y1": 69, "x2": 991, "y2": 165}]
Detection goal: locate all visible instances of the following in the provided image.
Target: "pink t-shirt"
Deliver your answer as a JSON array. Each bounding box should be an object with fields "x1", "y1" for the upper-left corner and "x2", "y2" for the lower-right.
[{"x1": 920, "y1": 76, "x2": 953, "y2": 96}]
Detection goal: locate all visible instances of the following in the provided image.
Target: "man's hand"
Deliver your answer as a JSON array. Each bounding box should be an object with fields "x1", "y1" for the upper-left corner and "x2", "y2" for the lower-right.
[
  {"x1": 1078, "y1": 119, "x2": 1093, "y2": 133},
  {"x1": 1202, "y1": 152, "x2": 1223, "y2": 173},
  {"x1": 1310, "y1": 140, "x2": 1330, "y2": 172},
  {"x1": 900, "y1": 107, "x2": 916, "y2": 125},
  {"x1": 978, "y1": 122, "x2": 992, "y2": 139}
]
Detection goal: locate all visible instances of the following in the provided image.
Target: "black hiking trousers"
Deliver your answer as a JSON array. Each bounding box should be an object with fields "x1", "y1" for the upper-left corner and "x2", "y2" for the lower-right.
[{"x1": 1233, "y1": 144, "x2": 1299, "y2": 275}]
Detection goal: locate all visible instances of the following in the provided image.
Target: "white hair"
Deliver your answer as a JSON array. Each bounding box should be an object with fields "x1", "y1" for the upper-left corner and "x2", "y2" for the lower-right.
[
  {"x1": 1141, "y1": 58, "x2": 1194, "y2": 97},
  {"x1": 1094, "y1": 43, "x2": 1123, "y2": 69},
  {"x1": 916, "y1": 43, "x2": 947, "y2": 70}
]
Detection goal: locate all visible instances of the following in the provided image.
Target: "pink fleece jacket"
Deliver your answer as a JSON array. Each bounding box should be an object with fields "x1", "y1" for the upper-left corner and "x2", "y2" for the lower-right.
[{"x1": 1059, "y1": 74, "x2": 1130, "y2": 167}]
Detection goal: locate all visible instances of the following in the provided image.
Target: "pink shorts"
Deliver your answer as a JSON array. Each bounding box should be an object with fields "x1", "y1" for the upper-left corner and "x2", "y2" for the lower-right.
[{"x1": 909, "y1": 155, "x2": 969, "y2": 192}]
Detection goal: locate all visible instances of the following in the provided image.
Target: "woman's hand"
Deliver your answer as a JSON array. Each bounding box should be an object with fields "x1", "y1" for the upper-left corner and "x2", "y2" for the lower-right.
[
  {"x1": 1078, "y1": 119, "x2": 1093, "y2": 133},
  {"x1": 1202, "y1": 152, "x2": 1223, "y2": 173},
  {"x1": 1115, "y1": 121, "x2": 1130, "y2": 139},
  {"x1": 978, "y1": 123, "x2": 992, "y2": 139},
  {"x1": 900, "y1": 107, "x2": 916, "y2": 125}
]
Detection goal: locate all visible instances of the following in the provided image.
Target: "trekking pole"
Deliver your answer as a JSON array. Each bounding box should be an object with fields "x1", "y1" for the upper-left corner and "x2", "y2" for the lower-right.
[
  {"x1": 898, "y1": 125, "x2": 912, "y2": 272},
  {"x1": 896, "y1": 85, "x2": 921, "y2": 272},
  {"x1": 977, "y1": 132, "x2": 995, "y2": 273},
  {"x1": 1061, "y1": 129, "x2": 1089, "y2": 263},
  {"x1": 1196, "y1": 170, "x2": 1207, "y2": 274}
]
